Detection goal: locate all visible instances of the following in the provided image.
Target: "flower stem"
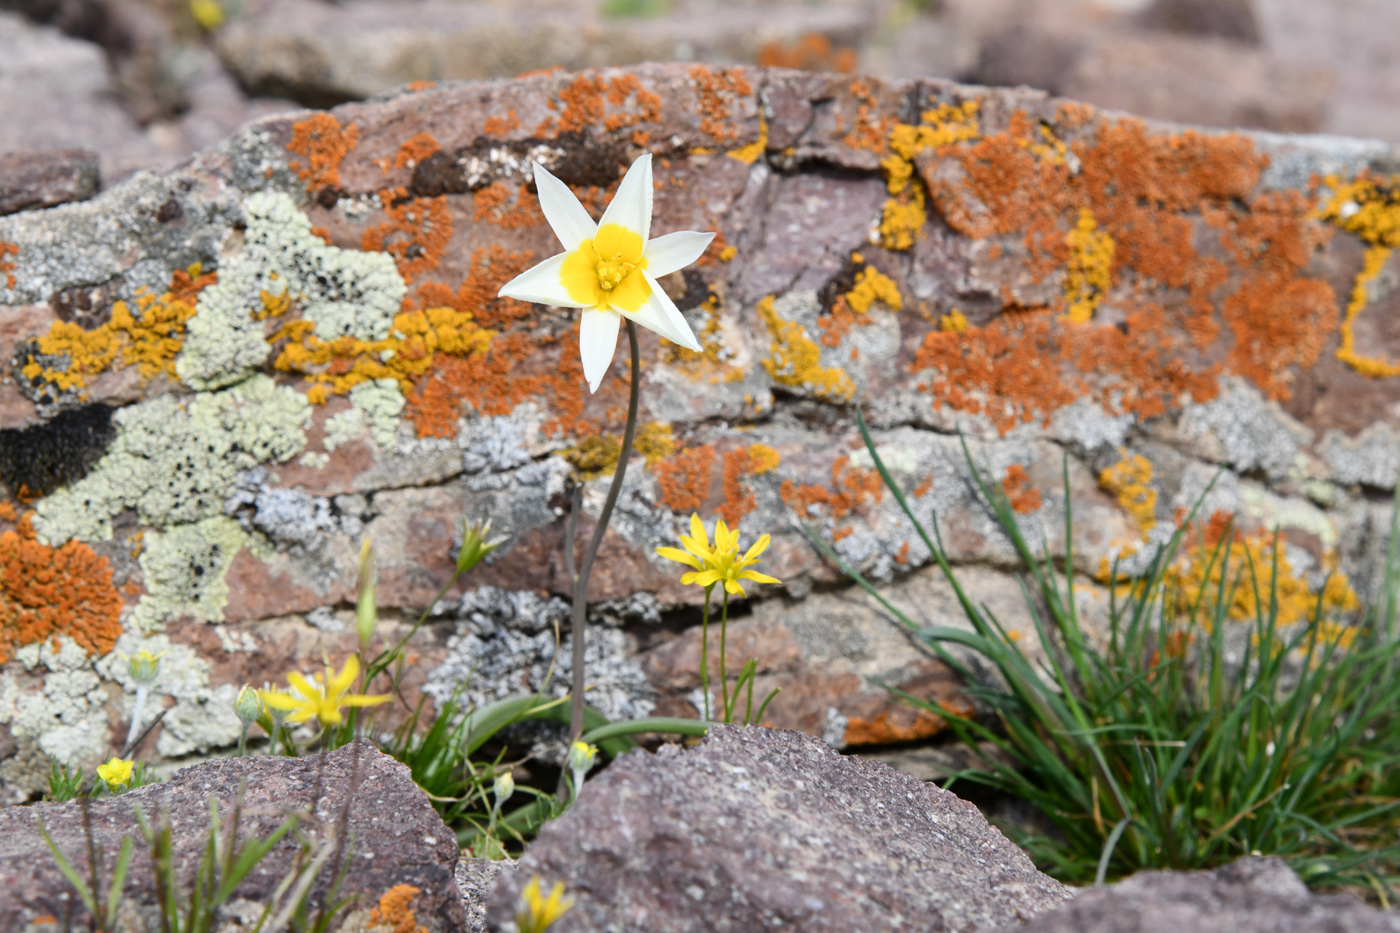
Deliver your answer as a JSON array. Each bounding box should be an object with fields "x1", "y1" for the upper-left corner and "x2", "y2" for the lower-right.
[
  {"x1": 569, "y1": 319, "x2": 641, "y2": 741},
  {"x1": 719, "y1": 589, "x2": 731, "y2": 723},
  {"x1": 700, "y1": 585, "x2": 712, "y2": 722},
  {"x1": 125, "y1": 685, "x2": 148, "y2": 750}
]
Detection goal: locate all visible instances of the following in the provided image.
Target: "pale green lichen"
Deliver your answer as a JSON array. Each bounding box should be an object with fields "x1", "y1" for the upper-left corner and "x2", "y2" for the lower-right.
[
  {"x1": 177, "y1": 190, "x2": 406, "y2": 390},
  {"x1": 324, "y1": 378, "x2": 405, "y2": 450},
  {"x1": 34, "y1": 374, "x2": 310, "y2": 545},
  {"x1": 131, "y1": 516, "x2": 266, "y2": 630}
]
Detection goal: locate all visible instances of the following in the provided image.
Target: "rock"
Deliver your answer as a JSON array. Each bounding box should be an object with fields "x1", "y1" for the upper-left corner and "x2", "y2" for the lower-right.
[
  {"x1": 214, "y1": 0, "x2": 874, "y2": 106},
  {"x1": 0, "y1": 740, "x2": 468, "y2": 932},
  {"x1": 485, "y1": 724, "x2": 1072, "y2": 931},
  {"x1": 3, "y1": 63, "x2": 1400, "y2": 783},
  {"x1": 1001, "y1": 856, "x2": 1400, "y2": 933},
  {"x1": 1137, "y1": 0, "x2": 1261, "y2": 44},
  {"x1": 0, "y1": 10, "x2": 165, "y2": 182},
  {"x1": 458, "y1": 857, "x2": 516, "y2": 933},
  {"x1": 0, "y1": 149, "x2": 101, "y2": 215}
]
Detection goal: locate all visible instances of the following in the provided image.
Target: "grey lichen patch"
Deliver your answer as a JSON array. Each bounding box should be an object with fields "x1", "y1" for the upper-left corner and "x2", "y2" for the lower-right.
[
  {"x1": 1, "y1": 638, "x2": 113, "y2": 767},
  {"x1": 177, "y1": 190, "x2": 406, "y2": 390},
  {"x1": 1320, "y1": 423, "x2": 1400, "y2": 490},
  {"x1": 33, "y1": 374, "x2": 310, "y2": 545},
  {"x1": 324, "y1": 377, "x2": 405, "y2": 450},
  {"x1": 132, "y1": 516, "x2": 265, "y2": 630},
  {"x1": 0, "y1": 171, "x2": 239, "y2": 305},
  {"x1": 425, "y1": 586, "x2": 654, "y2": 725},
  {"x1": 1177, "y1": 378, "x2": 1311, "y2": 480}
]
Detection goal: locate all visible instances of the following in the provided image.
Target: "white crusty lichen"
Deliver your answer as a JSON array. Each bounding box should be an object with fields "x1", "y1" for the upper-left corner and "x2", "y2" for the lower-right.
[
  {"x1": 34, "y1": 374, "x2": 310, "y2": 545},
  {"x1": 324, "y1": 377, "x2": 405, "y2": 450},
  {"x1": 178, "y1": 190, "x2": 406, "y2": 390},
  {"x1": 1, "y1": 638, "x2": 113, "y2": 767},
  {"x1": 131, "y1": 516, "x2": 268, "y2": 630}
]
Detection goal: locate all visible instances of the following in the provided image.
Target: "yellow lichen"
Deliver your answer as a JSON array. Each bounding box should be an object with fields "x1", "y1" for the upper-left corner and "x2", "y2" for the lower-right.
[
  {"x1": 757, "y1": 295, "x2": 856, "y2": 402},
  {"x1": 21, "y1": 264, "x2": 213, "y2": 394},
  {"x1": 727, "y1": 114, "x2": 767, "y2": 164},
  {"x1": 1062, "y1": 208, "x2": 1115, "y2": 324},
  {"x1": 1320, "y1": 175, "x2": 1400, "y2": 378},
  {"x1": 1099, "y1": 450, "x2": 1157, "y2": 537},
  {"x1": 560, "y1": 422, "x2": 674, "y2": 478},
  {"x1": 939, "y1": 310, "x2": 968, "y2": 332},
  {"x1": 844, "y1": 266, "x2": 903, "y2": 314},
  {"x1": 273, "y1": 304, "x2": 495, "y2": 400},
  {"x1": 747, "y1": 442, "x2": 780, "y2": 474},
  {"x1": 1169, "y1": 514, "x2": 1358, "y2": 631},
  {"x1": 878, "y1": 102, "x2": 981, "y2": 251},
  {"x1": 666, "y1": 290, "x2": 744, "y2": 383}
]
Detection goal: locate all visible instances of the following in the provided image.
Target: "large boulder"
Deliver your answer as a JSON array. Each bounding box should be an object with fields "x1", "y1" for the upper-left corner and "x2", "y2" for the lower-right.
[
  {"x1": 1000, "y1": 856, "x2": 1400, "y2": 933},
  {"x1": 0, "y1": 740, "x2": 467, "y2": 932},
  {"x1": 485, "y1": 725, "x2": 1071, "y2": 931},
  {"x1": 1, "y1": 63, "x2": 1399, "y2": 792}
]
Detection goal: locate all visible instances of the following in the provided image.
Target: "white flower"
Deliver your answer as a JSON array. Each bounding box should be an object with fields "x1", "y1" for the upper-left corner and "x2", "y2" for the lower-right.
[{"x1": 497, "y1": 154, "x2": 712, "y2": 393}]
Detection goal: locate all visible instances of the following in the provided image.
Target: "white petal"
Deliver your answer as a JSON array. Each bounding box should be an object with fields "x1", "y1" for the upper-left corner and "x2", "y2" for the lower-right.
[
  {"x1": 579, "y1": 307, "x2": 622, "y2": 393},
  {"x1": 598, "y1": 153, "x2": 653, "y2": 242},
  {"x1": 643, "y1": 231, "x2": 715, "y2": 278},
  {"x1": 498, "y1": 253, "x2": 584, "y2": 307},
  {"x1": 533, "y1": 162, "x2": 597, "y2": 251},
  {"x1": 623, "y1": 272, "x2": 702, "y2": 352}
]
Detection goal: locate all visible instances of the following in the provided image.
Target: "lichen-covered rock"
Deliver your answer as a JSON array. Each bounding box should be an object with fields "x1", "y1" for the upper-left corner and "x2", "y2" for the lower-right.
[
  {"x1": 0, "y1": 740, "x2": 467, "y2": 932},
  {"x1": 998, "y1": 856, "x2": 1400, "y2": 933},
  {"x1": 485, "y1": 724, "x2": 1072, "y2": 932},
  {"x1": 2, "y1": 63, "x2": 1400, "y2": 783}
]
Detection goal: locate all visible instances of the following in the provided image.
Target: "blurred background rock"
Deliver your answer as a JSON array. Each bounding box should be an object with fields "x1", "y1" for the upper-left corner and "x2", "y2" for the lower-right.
[{"x1": 0, "y1": 0, "x2": 1395, "y2": 201}]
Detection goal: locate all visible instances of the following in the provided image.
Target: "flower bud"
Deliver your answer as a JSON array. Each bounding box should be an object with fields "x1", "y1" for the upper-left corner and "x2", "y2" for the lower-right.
[
  {"x1": 234, "y1": 685, "x2": 262, "y2": 724},
  {"x1": 493, "y1": 771, "x2": 515, "y2": 808},
  {"x1": 456, "y1": 517, "x2": 506, "y2": 574},
  {"x1": 120, "y1": 647, "x2": 164, "y2": 686},
  {"x1": 566, "y1": 740, "x2": 598, "y2": 799},
  {"x1": 355, "y1": 537, "x2": 378, "y2": 649}
]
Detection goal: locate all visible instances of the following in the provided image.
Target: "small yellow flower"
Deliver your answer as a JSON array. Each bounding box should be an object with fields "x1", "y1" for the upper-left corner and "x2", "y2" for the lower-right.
[
  {"x1": 516, "y1": 877, "x2": 574, "y2": 933},
  {"x1": 96, "y1": 757, "x2": 134, "y2": 790},
  {"x1": 656, "y1": 513, "x2": 782, "y2": 596},
  {"x1": 259, "y1": 655, "x2": 390, "y2": 728}
]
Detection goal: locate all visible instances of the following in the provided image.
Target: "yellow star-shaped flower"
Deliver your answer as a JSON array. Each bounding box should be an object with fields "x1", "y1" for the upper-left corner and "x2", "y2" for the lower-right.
[
  {"x1": 260, "y1": 655, "x2": 390, "y2": 728},
  {"x1": 96, "y1": 757, "x2": 134, "y2": 790},
  {"x1": 656, "y1": 513, "x2": 782, "y2": 596},
  {"x1": 516, "y1": 877, "x2": 574, "y2": 933}
]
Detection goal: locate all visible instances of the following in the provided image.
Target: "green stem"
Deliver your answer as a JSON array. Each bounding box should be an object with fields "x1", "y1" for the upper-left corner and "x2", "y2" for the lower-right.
[
  {"x1": 719, "y1": 588, "x2": 731, "y2": 723},
  {"x1": 700, "y1": 585, "x2": 713, "y2": 722},
  {"x1": 569, "y1": 320, "x2": 641, "y2": 741}
]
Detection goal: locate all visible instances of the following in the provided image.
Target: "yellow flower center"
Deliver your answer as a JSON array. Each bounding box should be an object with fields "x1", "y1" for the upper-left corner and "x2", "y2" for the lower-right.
[{"x1": 560, "y1": 223, "x2": 651, "y2": 313}]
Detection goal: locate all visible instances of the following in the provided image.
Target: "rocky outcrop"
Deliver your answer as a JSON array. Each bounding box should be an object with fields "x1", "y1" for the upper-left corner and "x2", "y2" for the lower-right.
[
  {"x1": 486, "y1": 724, "x2": 1071, "y2": 932},
  {"x1": 1001, "y1": 856, "x2": 1400, "y2": 933},
  {"x1": 2, "y1": 63, "x2": 1400, "y2": 793},
  {"x1": 0, "y1": 740, "x2": 467, "y2": 932}
]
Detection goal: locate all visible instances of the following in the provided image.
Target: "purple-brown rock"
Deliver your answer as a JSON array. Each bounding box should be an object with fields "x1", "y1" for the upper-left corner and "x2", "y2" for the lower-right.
[
  {"x1": 486, "y1": 724, "x2": 1071, "y2": 932},
  {"x1": 1000, "y1": 856, "x2": 1400, "y2": 933},
  {"x1": 0, "y1": 148, "x2": 100, "y2": 216},
  {"x1": 0, "y1": 740, "x2": 467, "y2": 932}
]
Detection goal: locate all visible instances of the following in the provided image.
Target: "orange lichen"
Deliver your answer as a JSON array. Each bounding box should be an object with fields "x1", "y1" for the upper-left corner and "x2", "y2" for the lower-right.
[
  {"x1": 0, "y1": 513, "x2": 124, "y2": 664},
  {"x1": 362, "y1": 191, "x2": 453, "y2": 283},
  {"x1": 537, "y1": 72, "x2": 661, "y2": 137},
  {"x1": 21, "y1": 264, "x2": 215, "y2": 394},
  {"x1": 393, "y1": 132, "x2": 442, "y2": 170},
  {"x1": 831, "y1": 525, "x2": 853, "y2": 542},
  {"x1": 690, "y1": 66, "x2": 753, "y2": 144},
  {"x1": 482, "y1": 110, "x2": 522, "y2": 136},
  {"x1": 780, "y1": 454, "x2": 883, "y2": 520},
  {"x1": 756, "y1": 32, "x2": 857, "y2": 73},
  {"x1": 369, "y1": 885, "x2": 427, "y2": 933},
  {"x1": 1002, "y1": 464, "x2": 1042, "y2": 514},
  {"x1": 0, "y1": 241, "x2": 16, "y2": 289},
  {"x1": 472, "y1": 182, "x2": 546, "y2": 231},
  {"x1": 895, "y1": 541, "x2": 911, "y2": 565},
  {"x1": 842, "y1": 79, "x2": 896, "y2": 155},
  {"x1": 913, "y1": 478, "x2": 933, "y2": 498},
  {"x1": 656, "y1": 444, "x2": 716, "y2": 513},
  {"x1": 406, "y1": 80, "x2": 436, "y2": 92},
  {"x1": 286, "y1": 113, "x2": 359, "y2": 192},
  {"x1": 908, "y1": 108, "x2": 1337, "y2": 427}
]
